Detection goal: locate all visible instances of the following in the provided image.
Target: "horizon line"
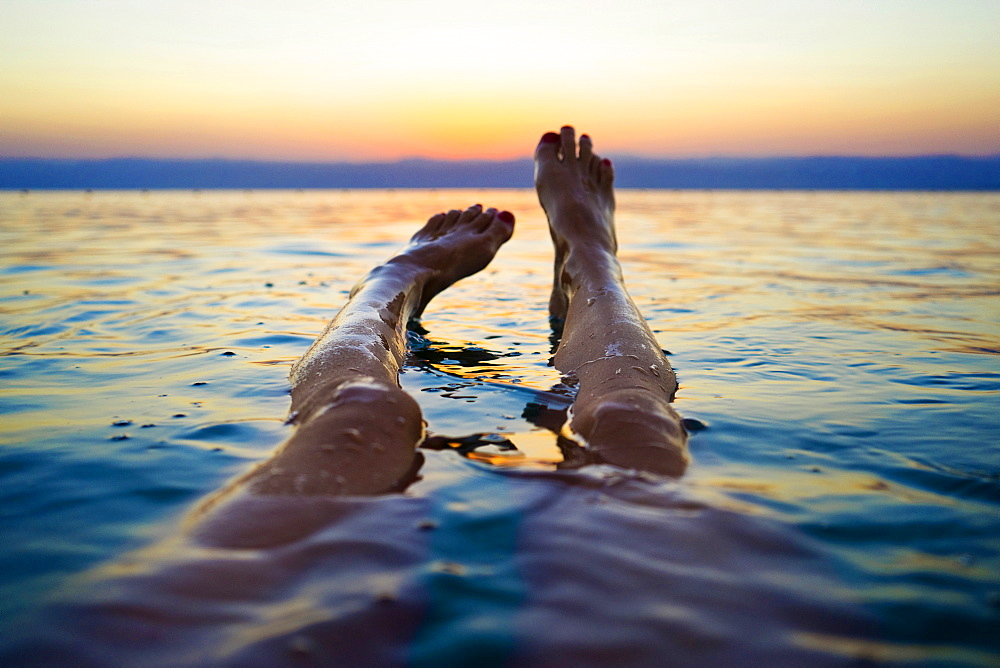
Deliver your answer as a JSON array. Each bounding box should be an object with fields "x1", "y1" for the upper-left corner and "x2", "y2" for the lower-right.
[
  {"x1": 4, "y1": 155, "x2": 997, "y2": 191},
  {"x1": 4, "y1": 153, "x2": 1000, "y2": 163}
]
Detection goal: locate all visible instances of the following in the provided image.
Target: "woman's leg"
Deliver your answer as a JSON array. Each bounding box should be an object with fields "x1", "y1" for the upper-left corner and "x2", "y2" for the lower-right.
[
  {"x1": 240, "y1": 205, "x2": 515, "y2": 496},
  {"x1": 535, "y1": 126, "x2": 689, "y2": 476}
]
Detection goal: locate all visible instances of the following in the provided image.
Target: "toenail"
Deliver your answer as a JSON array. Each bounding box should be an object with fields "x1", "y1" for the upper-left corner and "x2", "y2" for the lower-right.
[
  {"x1": 498, "y1": 210, "x2": 515, "y2": 224},
  {"x1": 541, "y1": 132, "x2": 560, "y2": 143},
  {"x1": 601, "y1": 158, "x2": 612, "y2": 166}
]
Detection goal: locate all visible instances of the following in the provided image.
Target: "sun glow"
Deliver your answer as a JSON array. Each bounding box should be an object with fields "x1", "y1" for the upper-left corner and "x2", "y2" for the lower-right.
[{"x1": 1, "y1": 0, "x2": 998, "y2": 160}]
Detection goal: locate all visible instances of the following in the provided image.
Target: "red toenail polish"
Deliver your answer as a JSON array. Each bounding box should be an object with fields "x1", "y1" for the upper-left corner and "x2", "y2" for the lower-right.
[
  {"x1": 601, "y1": 158, "x2": 612, "y2": 166},
  {"x1": 498, "y1": 210, "x2": 515, "y2": 224},
  {"x1": 541, "y1": 132, "x2": 560, "y2": 143}
]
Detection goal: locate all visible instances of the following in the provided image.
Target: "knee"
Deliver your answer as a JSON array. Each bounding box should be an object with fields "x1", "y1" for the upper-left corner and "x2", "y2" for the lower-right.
[
  {"x1": 324, "y1": 377, "x2": 420, "y2": 420},
  {"x1": 575, "y1": 392, "x2": 690, "y2": 477},
  {"x1": 294, "y1": 376, "x2": 421, "y2": 428}
]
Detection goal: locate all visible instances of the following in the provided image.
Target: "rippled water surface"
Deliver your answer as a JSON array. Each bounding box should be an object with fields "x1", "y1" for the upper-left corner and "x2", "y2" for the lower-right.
[{"x1": 1, "y1": 190, "x2": 998, "y2": 664}]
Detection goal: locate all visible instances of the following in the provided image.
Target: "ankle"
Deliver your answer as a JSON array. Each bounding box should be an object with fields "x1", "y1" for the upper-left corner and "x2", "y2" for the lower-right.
[{"x1": 561, "y1": 247, "x2": 622, "y2": 289}]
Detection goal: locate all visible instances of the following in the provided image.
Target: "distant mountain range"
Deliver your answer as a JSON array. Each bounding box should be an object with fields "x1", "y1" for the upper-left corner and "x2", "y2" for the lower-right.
[{"x1": 2, "y1": 156, "x2": 998, "y2": 190}]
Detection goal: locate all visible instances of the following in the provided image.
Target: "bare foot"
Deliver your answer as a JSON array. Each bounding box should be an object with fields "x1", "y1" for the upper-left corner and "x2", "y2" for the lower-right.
[
  {"x1": 535, "y1": 126, "x2": 617, "y2": 319},
  {"x1": 535, "y1": 127, "x2": 689, "y2": 476},
  {"x1": 383, "y1": 204, "x2": 515, "y2": 317}
]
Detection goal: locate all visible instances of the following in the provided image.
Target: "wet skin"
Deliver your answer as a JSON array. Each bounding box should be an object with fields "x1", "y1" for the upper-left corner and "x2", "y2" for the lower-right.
[
  {"x1": 236, "y1": 205, "x2": 516, "y2": 497},
  {"x1": 536, "y1": 127, "x2": 688, "y2": 476},
  {"x1": 192, "y1": 127, "x2": 687, "y2": 538}
]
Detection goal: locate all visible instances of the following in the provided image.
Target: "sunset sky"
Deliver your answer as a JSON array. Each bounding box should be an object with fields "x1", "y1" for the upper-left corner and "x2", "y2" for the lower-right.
[{"x1": 2, "y1": 0, "x2": 998, "y2": 161}]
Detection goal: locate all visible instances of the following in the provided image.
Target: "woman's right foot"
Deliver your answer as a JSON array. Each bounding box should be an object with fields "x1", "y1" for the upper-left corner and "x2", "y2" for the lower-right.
[
  {"x1": 535, "y1": 126, "x2": 619, "y2": 319},
  {"x1": 535, "y1": 127, "x2": 689, "y2": 477}
]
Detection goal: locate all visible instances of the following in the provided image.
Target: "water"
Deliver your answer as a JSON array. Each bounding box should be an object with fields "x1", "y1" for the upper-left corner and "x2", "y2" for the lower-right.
[{"x1": 1, "y1": 189, "x2": 998, "y2": 664}]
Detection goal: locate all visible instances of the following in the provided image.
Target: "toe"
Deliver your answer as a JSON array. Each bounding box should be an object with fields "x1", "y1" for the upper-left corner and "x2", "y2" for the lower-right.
[
  {"x1": 579, "y1": 134, "x2": 593, "y2": 163},
  {"x1": 479, "y1": 207, "x2": 514, "y2": 242},
  {"x1": 599, "y1": 158, "x2": 615, "y2": 187},
  {"x1": 419, "y1": 212, "x2": 446, "y2": 238},
  {"x1": 459, "y1": 204, "x2": 483, "y2": 224},
  {"x1": 535, "y1": 131, "x2": 561, "y2": 163},
  {"x1": 495, "y1": 210, "x2": 515, "y2": 241},
  {"x1": 560, "y1": 125, "x2": 577, "y2": 161},
  {"x1": 441, "y1": 208, "x2": 462, "y2": 231},
  {"x1": 472, "y1": 206, "x2": 497, "y2": 232}
]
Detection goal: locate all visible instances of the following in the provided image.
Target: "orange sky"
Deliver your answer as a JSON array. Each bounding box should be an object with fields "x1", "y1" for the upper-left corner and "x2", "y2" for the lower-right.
[{"x1": 2, "y1": 0, "x2": 998, "y2": 160}]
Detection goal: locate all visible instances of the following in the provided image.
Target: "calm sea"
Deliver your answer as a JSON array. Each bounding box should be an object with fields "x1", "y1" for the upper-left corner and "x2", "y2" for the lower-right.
[{"x1": 1, "y1": 189, "x2": 998, "y2": 664}]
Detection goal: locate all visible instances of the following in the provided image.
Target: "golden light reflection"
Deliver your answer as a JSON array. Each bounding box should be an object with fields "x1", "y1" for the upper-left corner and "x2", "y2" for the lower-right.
[
  {"x1": 794, "y1": 632, "x2": 998, "y2": 665},
  {"x1": 426, "y1": 430, "x2": 565, "y2": 469},
  {"x1": 691, "y1": 467, "x2": 962, "y2": 513}
]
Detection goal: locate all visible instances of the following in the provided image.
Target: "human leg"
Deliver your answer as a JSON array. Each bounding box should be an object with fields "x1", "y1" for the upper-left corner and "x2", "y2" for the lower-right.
[
  {"x1": 240, "y1": 205, "x2": 515, "y2": 496},
  {"x1": 535, "y1": 127, "x2": 688, "y2": 476}
]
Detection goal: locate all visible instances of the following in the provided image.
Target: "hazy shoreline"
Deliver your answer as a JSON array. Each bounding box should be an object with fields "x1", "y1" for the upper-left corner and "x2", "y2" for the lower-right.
[{"x1": 3, "y1": 155, "x2": 998, "y2": 191}]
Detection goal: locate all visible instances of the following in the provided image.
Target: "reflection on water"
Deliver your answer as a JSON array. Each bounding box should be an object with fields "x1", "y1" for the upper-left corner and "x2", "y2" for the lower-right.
[{"x1": 1, "y1": 190, "x2": 998, "y2": 663}]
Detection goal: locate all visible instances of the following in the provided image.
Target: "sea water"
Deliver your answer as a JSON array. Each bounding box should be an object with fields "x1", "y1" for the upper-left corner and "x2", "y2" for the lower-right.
[{"x1": 0, "y1": 189, "x2": 998, "y2": 664}]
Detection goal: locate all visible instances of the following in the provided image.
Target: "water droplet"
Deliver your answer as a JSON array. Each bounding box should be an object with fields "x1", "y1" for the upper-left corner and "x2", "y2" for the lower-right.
[
  {"x1": 173, "y1": 413, "x2": 187, "y2": 418},
  {"x1": 586, "y1": 297, "x2": 596, "y2": 306},
  {"x1": 111, "y1": 419, "x2": 132, "y2": 427},
  {"x1": 650, "y1": 364, "x2": 660, "y2": 377},
  {"x1": 110, "y1": 434, "x2": 129, "y2": 441},
  {"x1": 417, "y1": 519, "x2": 438, "y2": 531},
  {"x1": 342, "y1": 428, "x2": 363, "y2": 443},
  {"x1": 191, "y1": 381, "x2": 208, "y2": 386},
  {"x1": 221, "y1": 351, "x2": 236, "y2": 357}
]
